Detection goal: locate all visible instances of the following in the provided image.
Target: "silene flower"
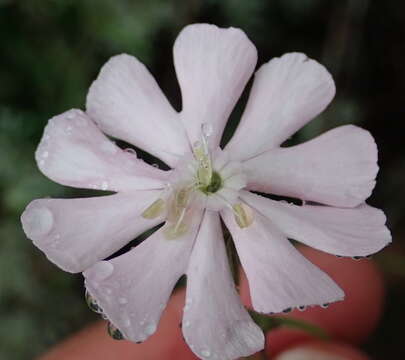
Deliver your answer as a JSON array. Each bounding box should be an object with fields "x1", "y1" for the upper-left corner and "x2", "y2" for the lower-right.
[{"x1": 21, "y1": 24, "x2": 391, "y2": 360}]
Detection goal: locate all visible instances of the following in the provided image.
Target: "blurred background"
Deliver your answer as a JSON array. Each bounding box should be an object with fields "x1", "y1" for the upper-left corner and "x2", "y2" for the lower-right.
[{"x1": 0, "y1": 0, "x2": 404, "y2": 359}]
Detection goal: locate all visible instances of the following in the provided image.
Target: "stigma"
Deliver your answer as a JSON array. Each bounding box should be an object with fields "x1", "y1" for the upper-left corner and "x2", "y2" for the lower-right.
[{"x1": 141, "y1": 126, "x2": 253, "y2": 238}]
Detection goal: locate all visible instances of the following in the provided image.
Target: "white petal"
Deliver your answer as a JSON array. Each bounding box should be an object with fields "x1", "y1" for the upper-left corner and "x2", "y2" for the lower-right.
[
  {"x1": 221, "y1": 209, "x2": 344, "y2": 313},
  {"x1": 243, "y1": 125, "x2": 378, "y2": 207},
  {"x1": 21, "y1": 191, "x2": 163, "y2": 273},
  {"x1": 241, "y1": 191, "x2": 391, "y2": 257},
  {"x1": 174, "y1": 24, "x2": 257, "y2": 147},
  {"x1": 83, "y1": 209, "x2": 204, "y2": 343},
  {"x1": 226, "y1": 53, "x2": 335, "y2": 160},
  {"x1": 86, "y1": 54, "x2": 190, "y2": 167},
  {"x1": 183, "y1": 211, "x2": 264, "y2": 360},
  {"x1": 36, "y1": 109, "x2": 168, "y2": 192}
]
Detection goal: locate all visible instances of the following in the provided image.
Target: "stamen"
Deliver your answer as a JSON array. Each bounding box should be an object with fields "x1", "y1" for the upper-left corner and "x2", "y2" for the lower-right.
[
  {"x1": 163, "y1": 186, "x2": 193, "y2": 240},
  {"x1": 141, "y1": 198, "x2": 165, "y2": 219},
  {"x1": 232, "y1": 203, "x2": 254, "y2": 228},
  {"x1": 193, "y1": 138, "x2": 213, "y2": 187},
  {"x1": 175, "y1": 188, "x2": 191, "y2": 209},
  {"x1": 164, "y1": 221, "x2": 188, "y2": 240}
]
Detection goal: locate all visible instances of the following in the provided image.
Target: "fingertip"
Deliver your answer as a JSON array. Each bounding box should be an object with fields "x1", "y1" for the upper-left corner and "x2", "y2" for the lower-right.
[
  {"x1": 273, "y1": 340, "x2": 370, "y2": 360},
  {"x1": 40, "y1": 288, "x2": 196, "y2": 360},
  {"x1": 297, "y1": 246, "x2": 385, "y2": 344},
  {"x1": 240, "y1": 245, "x2": 385, "y2": 354}
]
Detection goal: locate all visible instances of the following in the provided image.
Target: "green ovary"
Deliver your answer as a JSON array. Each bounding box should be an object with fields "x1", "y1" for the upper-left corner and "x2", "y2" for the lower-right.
[{"x1": 199, "y1": 171, "x2": 222, "y2": 195}]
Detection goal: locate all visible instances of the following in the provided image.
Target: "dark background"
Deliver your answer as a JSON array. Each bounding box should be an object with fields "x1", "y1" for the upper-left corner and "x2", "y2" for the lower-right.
[{"x1": 0, "y1": 0, "x2": 404, "y2": 359}]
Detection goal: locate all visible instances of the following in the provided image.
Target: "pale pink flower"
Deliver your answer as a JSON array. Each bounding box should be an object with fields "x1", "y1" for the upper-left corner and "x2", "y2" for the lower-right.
[{"x1": 21, "y1": 24, "x2": 391, "y2": 360}]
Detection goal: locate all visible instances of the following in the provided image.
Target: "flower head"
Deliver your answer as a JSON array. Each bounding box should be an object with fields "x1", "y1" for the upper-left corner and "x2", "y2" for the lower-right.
[{"x1": 21, "y1": 24, "x2": 391, "y2": 360}]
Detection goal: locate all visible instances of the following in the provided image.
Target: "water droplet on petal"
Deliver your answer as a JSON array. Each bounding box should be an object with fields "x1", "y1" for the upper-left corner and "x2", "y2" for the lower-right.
[
  {"x1": 124, "y1": 148, "x2": 137, "y2": 156},
  {"x1": 101, "y1": 141, "x2": 117, "y2": 154},
  {"x1": 298, "y1": 305, "x2": 307, "y2": 312},
  {"x1": 101, "y1": 181, "x2": 109, "y2": 190},
  {"x1": 23, "y1": 206, "x2": 54, "y2": 237},
  {"x1": 202, "y1": 122, "x2": 213, "y2": 137},
  {"x1": 145, "y1": 322, "x2": 157, "y2": 335},
  {"x1": 88, "y1": 261, "x2": 114, "y2": 281},
  {"x1": 183, "y1": 320, "x2": 190, "y2": 328},
  {"x1": 122, "y1": 318, "x2": 131, "y2": 327},
  {"x1": 118, "y1": 297, "x2": 128, "y2": 305},
  {"x1": 201, "y1": 349, "x2": 211, "y2": 358},
  {"x1": 85, "y1": 290, "x2": 103, "y2": 314},
  {"x1": 107, "y1": 322, "x2": 124, "y2": 340},
  {"x1": 193, "y1": 140, "x2": 202, "y2": 149},
  {"x1": 352, "y1": 256, "x2": 363, "y2": 261},
  {"x1": 185, "y1": 297, "x2": 193, "y2": 305},
  {"x1": 152, "y1": 163, "x2": 159, "y2": 168},
  {"x1": 321, "y1": 303, "x2": 329, "y2": 308}
]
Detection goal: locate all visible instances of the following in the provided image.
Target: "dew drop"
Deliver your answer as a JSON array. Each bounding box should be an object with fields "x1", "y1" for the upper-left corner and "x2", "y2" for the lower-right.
[
  {"x1": 201, "y1": 349, "x2": 211, "y2": 358},
  {"x1": 352, "y1": 256, "x2": 363, "y2": 261},
  {"x1": 298, "y1": 305, "x2": 307, "y2": 312},
  {"x1": 118, "y1": 297, "x2": 128, "y2": 305},
  {"x1": 107, "y1": 322, "x2": 124, "y2": 340},
  {"x1": 152, "y1": 163, "x2": 159, "y2": 168},
  {"x1": 183, "y1": 320, "x2": 190, "y2": 328},
  {"x1": 85, "y1": 290, "x2": 103, "y2": 314},
  {"x1": 124, "y1": 148, "x2": 137, "y2": 156},
  {"x1": 122, "y1": 318, "x2": 131, "y2": 327},
  {"x1": 23, "y1": 206, "x2": 54, "y2": 237},
  {"x1": 145, "y1": 322, "x2": 157, "y2": 335},
  {"x1": 88, "y1": 261, "x2": 114, "y2": 281},
  {"x1": 193, "y1": 140, "x2": 202, "y2": 149},
  {"x1": 321, "y1": 303, "x2": 329, "y2": 308},
  {"x1": 101, "y1": 141, "x2": 117, "y2": 154},
  {"x1": 202, "y1": 122, "x2": 213, "y2": 137},
  {"x1": 101, "y1": 181, "x2": 109, "y2": 190},
  {"x1": 185, "y1": 297, "x2": 193, "y2": 305}
]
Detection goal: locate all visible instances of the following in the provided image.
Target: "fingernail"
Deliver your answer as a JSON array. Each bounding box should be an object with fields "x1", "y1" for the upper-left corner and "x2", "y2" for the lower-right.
[{"x1": 275, "y1": 348, "x2": 348, "y2": 360}]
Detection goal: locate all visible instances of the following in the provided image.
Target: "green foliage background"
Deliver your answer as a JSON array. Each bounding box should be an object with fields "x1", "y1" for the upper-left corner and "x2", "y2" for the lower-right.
[{"x1": 0, "y1": 0, "x2": 404, "y2": 359}]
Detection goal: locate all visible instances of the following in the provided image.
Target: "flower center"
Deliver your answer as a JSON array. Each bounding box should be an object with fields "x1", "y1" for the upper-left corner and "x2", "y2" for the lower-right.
[
  {"x1": 141, "y1": 124, "x2": 254, "y2": 239},
  {"x1": 199, "y1": 171, "x2": 222, "y2": 194}
]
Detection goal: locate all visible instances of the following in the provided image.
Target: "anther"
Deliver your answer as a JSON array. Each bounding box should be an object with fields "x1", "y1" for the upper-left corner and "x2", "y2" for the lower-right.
[
  {"x1": 232, "y1": 203, "x2": 254, "y2": 228},
  {"x1": 141, "y1": 198, "x2": 165, "y2": 219}
]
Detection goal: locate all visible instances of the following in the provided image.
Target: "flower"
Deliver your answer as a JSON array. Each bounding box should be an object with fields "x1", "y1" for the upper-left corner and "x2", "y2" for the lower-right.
[{"x1": 21, "y1": 23, "x2": 391, "y2": 360}]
